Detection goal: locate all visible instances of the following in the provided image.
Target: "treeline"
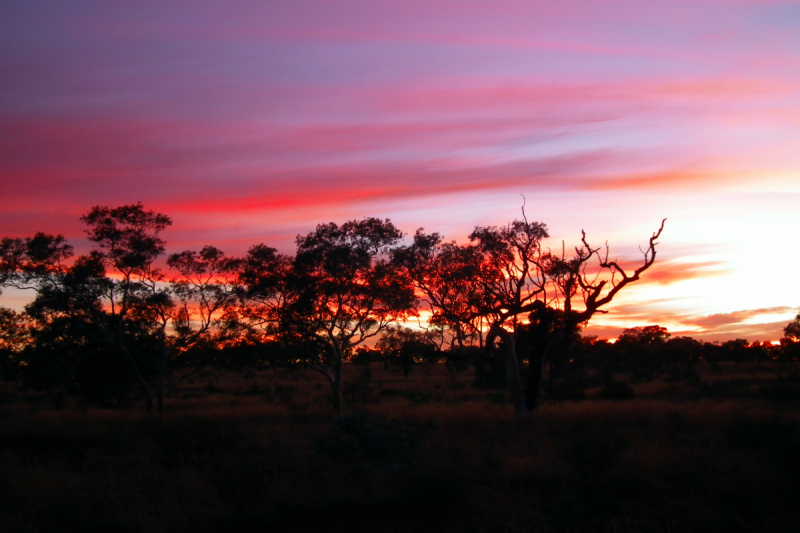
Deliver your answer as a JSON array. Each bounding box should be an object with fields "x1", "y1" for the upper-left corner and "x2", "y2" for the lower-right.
[{"x1": 2, "y1": 202, "x2": 791, "y2": 416}]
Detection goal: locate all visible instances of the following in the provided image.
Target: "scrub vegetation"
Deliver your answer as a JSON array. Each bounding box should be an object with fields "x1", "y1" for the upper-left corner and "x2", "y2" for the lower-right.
[
  {"x1": 3, "y1": 203, "x2": 800, "y2": 531},
  {"x1": 2, "y1": 359, "x2": 800, "y2": 532}
]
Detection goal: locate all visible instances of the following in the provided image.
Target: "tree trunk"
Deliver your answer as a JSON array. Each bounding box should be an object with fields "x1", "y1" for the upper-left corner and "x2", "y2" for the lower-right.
[
  {"x1": 489, "y1": 326, "x2": 527, "y2": 419},
  {"x1": 117, "y1": 340, "x2": 154, "y2": 415},
  {"x1": 525, "y1": 331, "x2": 566, "y2": 411},
  {"x1": 156, "y1": 328, "x2": 168, "y2": 414},
  {"x1": 323, "y1": 346, "x2": 344, "y2": 415},
  {"x1": 329, "y1": 359, "x2": 343, "y2": 414},
  {"x1": 525, "y1": 351, "x2": 547, "y2": 411}
]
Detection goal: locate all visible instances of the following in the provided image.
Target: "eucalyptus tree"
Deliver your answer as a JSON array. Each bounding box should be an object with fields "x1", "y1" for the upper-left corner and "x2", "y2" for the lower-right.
[
  {"x1": 0, "y1": 232, "x2": 74, "y2": 294},
  {"x1": 80, "y1": 203, "x2": 173, "y2": 413},
  {"x1": 166, "y1": 246, "x2": 242, "y2": 381},
  {"x1": 0, "y1": 233, "x2": 77, "y2": 382},
  {"x1": 237, "y1": 243, "x2": 294, "y2": 342},
  {"x1": 396, "y1": 212, "x2": 666, "y2": 417},
  {"x1": 527, "y1": 219, "x2": 666, "y2": 409},
  {"x1": 285, "y1": 218, "x2": 417, "y2": 413},
  {"x1": 0, "y1": 233, "x2": 125, "y2": 399},
  {"x1": 376, "y1": 326, "x2": 441, "y2": 377},
  {"x1": 392, "y1": 232, "x2": 490, "y2": 351}
]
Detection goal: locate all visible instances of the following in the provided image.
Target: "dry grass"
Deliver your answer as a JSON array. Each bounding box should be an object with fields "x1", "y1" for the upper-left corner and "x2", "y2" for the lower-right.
[{"x1": 1, "y1": 362, "x2": 799, "y2": 532}]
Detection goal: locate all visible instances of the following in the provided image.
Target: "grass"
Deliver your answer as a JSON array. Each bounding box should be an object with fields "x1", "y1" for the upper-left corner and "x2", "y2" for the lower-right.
[{"x1": 1, "y1": 363, "x2": 800, "y2": 532}]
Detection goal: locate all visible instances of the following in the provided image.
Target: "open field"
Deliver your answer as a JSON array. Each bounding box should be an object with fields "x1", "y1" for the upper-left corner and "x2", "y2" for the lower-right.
[{"x1": 2, "y1": 362, "x2": 800, "y2": 532}]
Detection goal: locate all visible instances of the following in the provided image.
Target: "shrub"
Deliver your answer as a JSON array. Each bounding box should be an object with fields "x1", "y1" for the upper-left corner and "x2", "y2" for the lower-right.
[
  {"x1": 597, "y1": 380, "x2": 634, "y2": 401},
  {"x1": 314, "y1": 414, "x2": 425, "y2": 468},
  {"x1": 545, "y1": 378, "x2": 587, "y2": 401}
]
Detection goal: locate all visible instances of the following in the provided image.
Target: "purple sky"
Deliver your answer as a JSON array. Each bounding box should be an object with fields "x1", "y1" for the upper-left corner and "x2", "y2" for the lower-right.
[{"x1": 2, "y1": 0, "x2": 800, "y2": 340}]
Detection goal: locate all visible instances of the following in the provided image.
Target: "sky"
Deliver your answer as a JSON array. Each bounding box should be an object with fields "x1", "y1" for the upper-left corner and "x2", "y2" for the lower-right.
[{"x1": 2, "y1": 0, "x2": 799, "y2": 341}]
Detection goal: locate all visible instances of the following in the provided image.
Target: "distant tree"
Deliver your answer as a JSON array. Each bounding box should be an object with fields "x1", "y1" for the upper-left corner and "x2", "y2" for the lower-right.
[
  {"x1": 616, "y1": 325, "x2": 670, "y2": 382},
  {"x1": 0, "y1": 308, "x2": 29, "y2": 382},
  {"x1": 376, "y1": 326, "x2": 441, "y2": 377},
  {"x1": 617, "y1": 325, "x2": 670, "y2": 346},
  {"x1": 237, "y1": 243, "x2": 294, "y2": 342},
  {"x1": 716, "y1": 339, "x2": 752, "y2": 363},
  {"x1": 286, "y1": 218, "x2": 417, "y2": 413},
  {"x1": 661, "y1": 336, "x2": 703, "y2": 380},
  {"x1": 168, "y1": 246, "x2": 241, "y2": 349},
  {"x1": 780, "y1": 312, "x2": 800, "y2": 361},
  {"x1": 784, "y1": 313, "x2": 800, "y2": 341}
]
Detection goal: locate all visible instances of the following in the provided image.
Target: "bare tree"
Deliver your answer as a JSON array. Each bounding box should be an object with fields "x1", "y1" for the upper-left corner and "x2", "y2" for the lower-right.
[{"x1": 396, "y1": 212, "x2": 666, "y2": 417}]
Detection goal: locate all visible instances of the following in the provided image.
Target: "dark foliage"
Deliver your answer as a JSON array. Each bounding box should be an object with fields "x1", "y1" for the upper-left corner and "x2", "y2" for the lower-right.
[{"x1": 314, "y1": 413, "x2": 426, "y2": 468}]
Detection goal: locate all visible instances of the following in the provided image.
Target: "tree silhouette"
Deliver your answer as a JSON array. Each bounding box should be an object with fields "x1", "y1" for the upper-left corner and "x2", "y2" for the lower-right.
[
  {"x1": 784, "y1": 313, "x2": 800, "y2": 341},
  {"x1": 0, "y1": 233, "x2": 74, "y2": 294},
  {"x1": 376, "y1": 326, "x2": 441, "y2": 377},
  {"x1": 392, "y1": 231, "x2": 489, "y2": 351},
  {"x1": 81, "y1": 203, "x2": 173, "y2": 413},
  {"x1": 237, "y1": 244, "x2": 294, "y2": 343},
  {"x1": 285, "y1": 218, "x2": 417, "y2": 413},
  {"x1": 396, "y1": 213, "x2": 665, "y2": 416},
  {"x1": 168, "y1": 246, "x2": 241, "y2": 347}
]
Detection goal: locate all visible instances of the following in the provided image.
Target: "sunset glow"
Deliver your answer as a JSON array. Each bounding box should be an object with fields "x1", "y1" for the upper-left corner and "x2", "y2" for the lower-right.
[{"x1": 2, "y1": 0, "x2": 799, "y2": 340}]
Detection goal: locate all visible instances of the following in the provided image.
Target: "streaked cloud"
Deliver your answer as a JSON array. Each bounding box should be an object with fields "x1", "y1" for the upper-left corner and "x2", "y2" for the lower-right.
[{"x1": 1, "y1": 0, "x2": 799, "y2": 340}]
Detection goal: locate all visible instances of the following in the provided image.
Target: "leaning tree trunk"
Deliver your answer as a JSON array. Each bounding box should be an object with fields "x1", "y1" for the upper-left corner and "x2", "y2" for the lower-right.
[
  {"x1": 525, "y1": 331, "x2": 566, "y2": 411},
  {"x1": 488, "y1": 326, "x2": 527, "y2": 419},
  {"x1": 156, "y1": 327, "x2": 168, "y2": 414}
]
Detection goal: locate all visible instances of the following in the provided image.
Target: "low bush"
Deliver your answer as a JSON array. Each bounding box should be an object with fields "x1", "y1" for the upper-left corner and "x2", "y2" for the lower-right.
[{"x1": 597, "y1": 380, "x2": 634, "y2": 401}]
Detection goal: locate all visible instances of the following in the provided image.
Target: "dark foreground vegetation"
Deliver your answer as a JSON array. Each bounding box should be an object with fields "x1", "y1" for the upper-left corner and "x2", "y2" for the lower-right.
[
  {"x1": 0, "y1": 202, "x2": 668, "y2": 418},
  {"x1": 4, "y1": 202, "x2": 800, "y2": 531},
  {"x1": 3, "y1": 359, "x2": 800, "y2": 533}
]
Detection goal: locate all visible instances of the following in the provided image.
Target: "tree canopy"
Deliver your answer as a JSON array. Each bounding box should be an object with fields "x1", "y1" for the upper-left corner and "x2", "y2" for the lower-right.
[{"x1": 0, "y1": 203, "x2": 671, "y2": 416}]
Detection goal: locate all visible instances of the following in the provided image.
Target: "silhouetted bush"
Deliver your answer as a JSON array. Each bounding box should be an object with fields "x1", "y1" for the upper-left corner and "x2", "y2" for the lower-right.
[
  {"x1": 760, "y1": 371, "x2": 800, "y2": 404},
  {"x1": 343, "y1": 367, "x2": 375, "y2": 409},
  {"x1": 545, "y1": 377, "x2": 587, "y2": 401},
  {"x1": 314, "y1": 414, "x2": 425, "y2": 468},
  {"x1": 471, "y1": 353, "x2": 506, "y2": 390},
  {"x1": 598, "y1": 380, "x2": 634, "y2": 400}
]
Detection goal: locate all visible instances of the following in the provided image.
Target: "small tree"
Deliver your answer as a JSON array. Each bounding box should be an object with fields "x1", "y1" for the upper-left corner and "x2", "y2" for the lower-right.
[
  {"x1": 784, "y1": 313, "x2": 800, "y2": 341},
  {"x1": 286, "y1": 218, "x2": 417, "y2": 413},
  {"x1": 376, "y1": 326, "x2": 441, "y2": 377},
  {"x1": 0, "y1": 235, "x2": 134, "y2": 403},
  {"x1": 81, "y1": 203, "x2": 173, "y2": 413},
  {"x1": 168, "y1": 246, "x2": 241, "y2": 353},
  {"x1": 616, "y1": 325, "x2": 670, "y2": 382}
]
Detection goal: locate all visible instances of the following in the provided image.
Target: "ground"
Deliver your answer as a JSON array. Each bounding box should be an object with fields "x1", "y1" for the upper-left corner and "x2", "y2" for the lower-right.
[{"x1": 1, "y1": 362, "x2": 799, "y2": 532}]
